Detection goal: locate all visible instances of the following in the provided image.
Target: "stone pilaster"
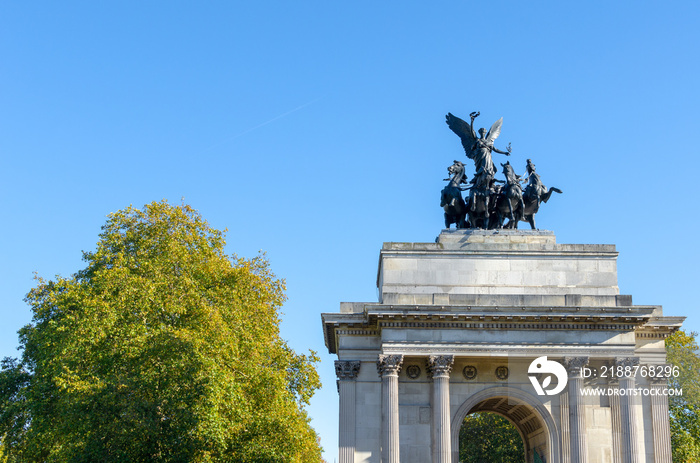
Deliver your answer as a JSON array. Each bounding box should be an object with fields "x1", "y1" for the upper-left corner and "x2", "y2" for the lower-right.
[
  {"x1": 563, "y1": 357, "x2": 589, "y2": 463},
  {"x1": 616, "y1": 357, "x2": 641, "y2": 463},
  {"x1": 378, "y1": 354, "x2": 403, "y2": 463},
  {"x1": 427, "y1": 355, "x2": 454, "y2": 463},
  {"x1": 336, "y1": 360, "x2": 361, "y2": 463},
  {"x1": 607, "y1": 372, "x2": 623, "y2": 463},
  {"x1": 649, "y1": 371, "x2": 672, "y2": 463}
]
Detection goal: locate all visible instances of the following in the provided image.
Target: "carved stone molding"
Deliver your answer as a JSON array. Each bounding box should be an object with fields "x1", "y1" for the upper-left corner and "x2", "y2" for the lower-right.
[
  {"x1": 377, "y1": 354, "x2": 404, "y2": 377},
  {"x1": 335, "y1": 360, "x2": 361, "y2": 380},
  {"x1": 427, "y1": 355, "x2": 454, "y2": 378},
  {"x1": 563, "y1": 356, "x2": 589, "y2": 376}
]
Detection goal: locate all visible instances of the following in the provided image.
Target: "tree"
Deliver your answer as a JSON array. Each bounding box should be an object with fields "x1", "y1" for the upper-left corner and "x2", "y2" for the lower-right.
[
  {"x1": 0, "y1": 437, "x2": 8, "y2": 463},
  {"x1": 666, "y1": 330, "x2": 700, "y2": 462},
  {"x1": 0, "y1": 201, "x2": 323, "y2": 462},
  {"x1": 459, "y1": 412, "x2": 525, "y2": 463}
]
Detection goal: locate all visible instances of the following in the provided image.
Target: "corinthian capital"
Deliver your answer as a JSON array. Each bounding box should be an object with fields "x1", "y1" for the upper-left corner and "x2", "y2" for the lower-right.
[
  {"x1": 377, "y1": 354, "x2": 404, "y2": 377},
  {"x1": 615, "y1": 357, "x2": 640, "y2": 369},
  {"x1": 563, "y1": 357, "x2": 589, "y2": 376},
  {"x1": 427, "y1": 355, "x2": 455, "y2": 378},
  {"x1": 335, "y1": 360, "x2": 361, "y2": 380},
  {"x1": 649, "y1": 374, "x2": 669, "y2": 386}
]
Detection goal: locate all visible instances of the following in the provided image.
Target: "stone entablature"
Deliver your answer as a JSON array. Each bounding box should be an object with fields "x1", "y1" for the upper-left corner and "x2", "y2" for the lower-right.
[{"x1": 323, "y1": 230, "x2": 684, "y2": 463}]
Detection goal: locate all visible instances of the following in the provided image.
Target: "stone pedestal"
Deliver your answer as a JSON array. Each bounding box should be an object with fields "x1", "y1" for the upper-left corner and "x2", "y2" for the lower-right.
[{"x1": 322, "y1": 230, "x2": 684, "y2": 463}]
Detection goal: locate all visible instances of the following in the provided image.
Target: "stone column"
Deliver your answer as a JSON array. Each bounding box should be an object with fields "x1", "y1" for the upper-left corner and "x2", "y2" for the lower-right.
[
  {"x1": 649, "y1": 371, "x2": 672, "y2": 463},
  {"x1": 559, "y1": 389, "x2": 571, "y2": 463},
  {"x1": 427, "y1": 355, "x2": 454, "y2": 463},
  {"x1": 616, "y1": 357, "x2": 640, "y2": 463},
  {"x1": 336, "y1": 360, "x2": 361, "y2": 463},
  {"x1": 563, "y1": 357, "x2": 589, "y2": 463},
  {"x1": 607, "y1": 374, "x2": 623, "y2": 463},
  {"x1": 377, "y1": 354, "x2": 403, "y2": 463}
]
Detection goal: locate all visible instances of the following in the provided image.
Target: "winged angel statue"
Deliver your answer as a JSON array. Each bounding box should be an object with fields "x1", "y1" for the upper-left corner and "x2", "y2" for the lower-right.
[
  {"x1": 445, "y1": 111, "x2": 512, "y2": 187},
  {"x1": 445, "y1": 112, "x2": 512, "y2": 220}
]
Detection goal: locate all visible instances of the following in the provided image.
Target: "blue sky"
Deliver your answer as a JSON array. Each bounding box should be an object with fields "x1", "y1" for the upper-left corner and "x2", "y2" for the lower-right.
[{"x1": 2, "y1": 2, "x2": 699, "y2": 460}]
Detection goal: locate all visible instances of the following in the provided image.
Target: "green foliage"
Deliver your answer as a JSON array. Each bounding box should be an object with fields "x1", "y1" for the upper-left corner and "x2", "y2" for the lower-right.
[
  {"x1": 0, "y1": 438, "x2": 8, "y2": 463},
  {"x1": 0, "y1": 201, "x2": 322, "y2": 462},
  {"x1": 459, "y1": 412, "x2": 525, "y2": 463},
  {"x1": 666, "y1": 330, "x2": 700, "y2": 462}
]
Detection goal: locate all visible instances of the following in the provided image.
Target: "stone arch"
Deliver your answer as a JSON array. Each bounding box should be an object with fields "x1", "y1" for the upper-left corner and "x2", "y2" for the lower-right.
[{"x1": 451, "y1": 386, "x2": 561, "y2": 463}]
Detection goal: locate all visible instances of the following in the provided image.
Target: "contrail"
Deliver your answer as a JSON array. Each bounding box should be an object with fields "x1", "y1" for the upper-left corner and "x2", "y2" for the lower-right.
[{"x1": 197, "y1": 97, "x2": 322, "y2": 154}]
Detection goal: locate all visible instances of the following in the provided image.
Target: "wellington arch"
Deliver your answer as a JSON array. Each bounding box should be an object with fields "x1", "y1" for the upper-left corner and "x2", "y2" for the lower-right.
[{"x1": 322, "y1": 229, "x2": 683, "y2": 463}]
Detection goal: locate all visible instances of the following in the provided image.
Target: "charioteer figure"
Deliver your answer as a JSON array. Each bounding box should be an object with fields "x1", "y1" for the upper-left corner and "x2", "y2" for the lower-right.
[
  {"x1": 515, "y1": 158, "x2": 563, "y2": 229},
  {"x1": 521, "y1": 159, "x2": 562, "y2": 209}
]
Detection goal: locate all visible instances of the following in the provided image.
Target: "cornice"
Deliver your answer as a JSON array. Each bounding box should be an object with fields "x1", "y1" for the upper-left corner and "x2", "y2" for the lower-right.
[{"x1": 321, "y1": 306, "x2": 683, "y2": 354}]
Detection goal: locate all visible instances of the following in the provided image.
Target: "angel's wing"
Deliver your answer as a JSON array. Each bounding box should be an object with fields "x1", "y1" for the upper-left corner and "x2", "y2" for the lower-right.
[
  {"x1": 485, "y1": 117, "x2": 503, "y2": 143},
  {"x1": 445, "y1": 113, "x2": 477, "y2": 158}
]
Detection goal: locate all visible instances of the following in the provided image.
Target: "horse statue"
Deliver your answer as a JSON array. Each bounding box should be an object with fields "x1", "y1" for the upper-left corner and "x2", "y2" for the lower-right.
[
  {"x1": 440, "y1": 160, "x2": 468, "y2": 229},
  {"x1": 493, "y1": 161, "x2": 525, "y2": 229},
  {"x1": 465, "y1": 173, "x2": 494, "y2": 229},
  {"x1": 519, "y1": 159, "x2": 563, "y2": 229}
]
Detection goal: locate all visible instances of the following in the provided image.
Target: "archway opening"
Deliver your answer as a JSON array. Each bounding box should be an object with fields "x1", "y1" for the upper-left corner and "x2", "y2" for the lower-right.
[
  {"x1": 459, "y1": 411, "x2": 525, "y2": 463},
  {"x1": 456, "y1": 395, "x2": 549, "y2": 463}
]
